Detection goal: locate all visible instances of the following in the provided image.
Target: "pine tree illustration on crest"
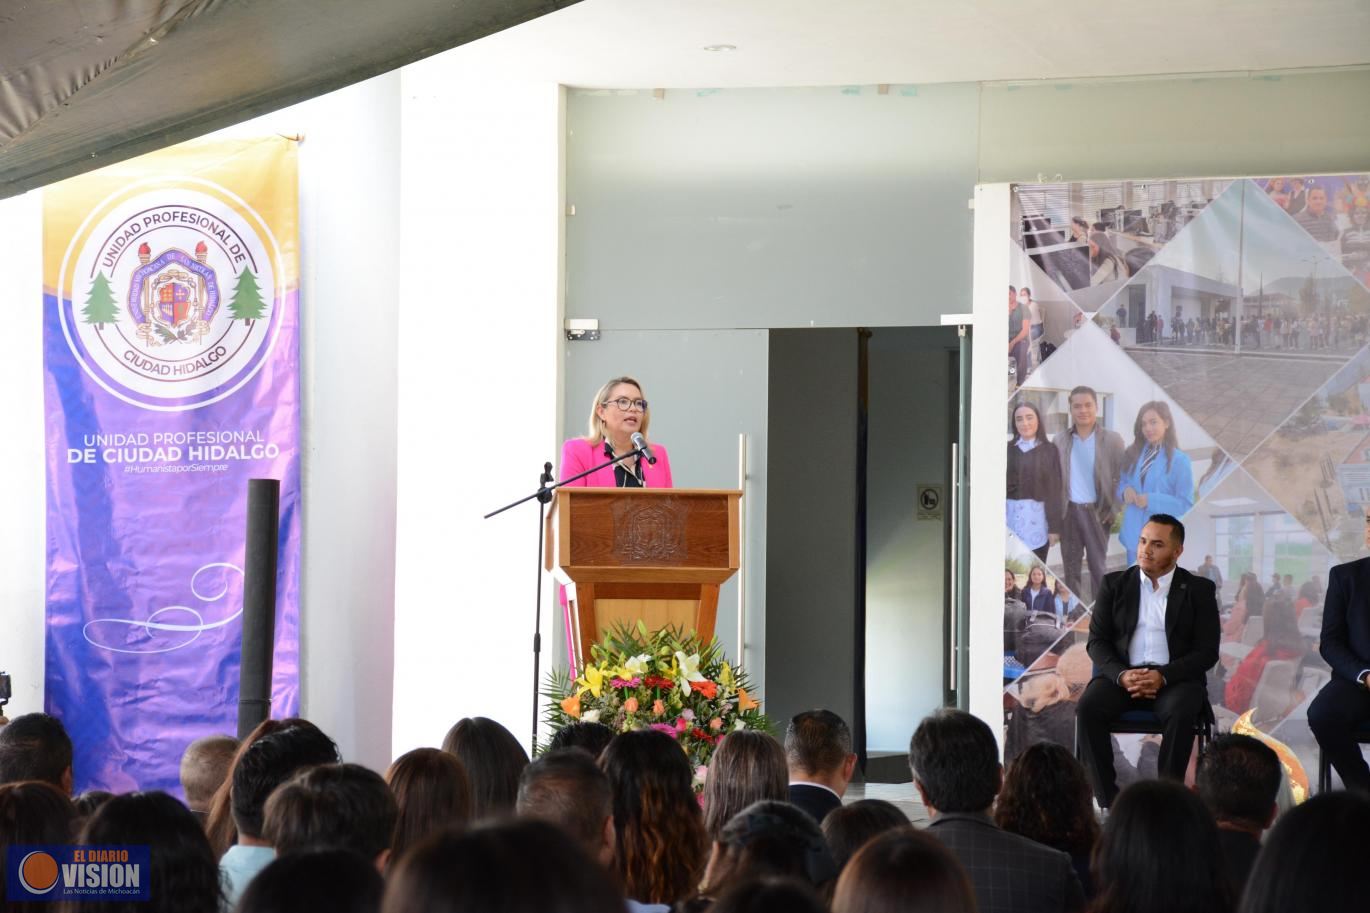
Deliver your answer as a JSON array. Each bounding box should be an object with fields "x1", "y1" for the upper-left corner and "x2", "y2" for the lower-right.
[
  {"x1": 82, "y1": 272, "x2": 119, "y2": 328},
  {"x1": 228, "y1": 268, "x2": 266, "y2": 322}
]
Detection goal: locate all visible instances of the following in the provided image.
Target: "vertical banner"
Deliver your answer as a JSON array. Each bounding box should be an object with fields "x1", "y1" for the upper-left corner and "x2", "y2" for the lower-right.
[
  {"x1": 1005, "y1": 174, "x2": 1370, "y2": 800},
  {"x1": 43, "y1": 138, "x2": 300, "y2": 793}
]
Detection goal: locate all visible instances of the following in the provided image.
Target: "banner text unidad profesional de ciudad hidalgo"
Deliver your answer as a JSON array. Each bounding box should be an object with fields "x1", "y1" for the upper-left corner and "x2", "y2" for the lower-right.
[{"x1": 42, "y1": 138, "x2": 301, "y2": 793}]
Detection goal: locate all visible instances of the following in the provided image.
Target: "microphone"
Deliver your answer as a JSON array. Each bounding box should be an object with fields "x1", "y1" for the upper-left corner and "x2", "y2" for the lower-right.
[{"x1": 631, "y1": 432, "x2": 657, "y2": 465}]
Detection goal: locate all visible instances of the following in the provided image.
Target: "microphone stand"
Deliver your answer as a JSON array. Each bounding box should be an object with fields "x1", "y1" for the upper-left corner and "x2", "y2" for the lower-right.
[{"x1": 484, "y1": 445, "x2": 651, "y2": 754}]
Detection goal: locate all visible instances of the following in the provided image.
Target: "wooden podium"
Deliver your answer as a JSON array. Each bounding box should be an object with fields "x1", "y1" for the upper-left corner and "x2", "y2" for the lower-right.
[{"x1": 551, "y1": 488, "x2": 741, "y2": 668}]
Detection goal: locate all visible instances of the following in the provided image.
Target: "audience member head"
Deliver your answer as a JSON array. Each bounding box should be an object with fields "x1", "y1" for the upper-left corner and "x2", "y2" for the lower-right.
[
  {"x1": 238, "y1": 848, "x2": 383, "y2": 913},
  {"x1": 599, "y1": 729, "x2": 708, "y2": 904},
  {"x1": 179, "y1": 734, "x2": 238, "y2": 815},
  {"x1": 784, "y1": 709, "x2": 857, "y2": 791},
  {"x1": 71, "y1": 790, "x2": 114, "y2": 820},
  {"x1": 701, "y1": 800, "x2": 837, "y2": 899},
  {"x1": 547, "y1": 721, "x2": 616, "y2": 759},
  {"x1": 262, "y1": 763, "x2": 398, "y2": 870},
  {"x1": 73, "y1": 791, "x2": 221, "y2": 913},
  {"x1": 516, "y1": 749, "x2": 614, "y2": 867},
  {"x1": 230, "y1": 721, "x2": 340, "y2": 843},
  {"x1": 1091, "y1": 779, "x2": 1232, "y2": 913},
  {"x1": 385, "y1": 748, "x2": 472, "y2": 863},
  {"x1": 381, "y1": 819, "x2": 623, "y2": 913},
  {"x1": 206, "y1": 717, "x2": 334, "y2": 854},
  {"x1": 993, "y1": 741, "x2": 1099, "y2": 857},
  {"x1": 821, "y1": 799, "x2": 909, "y2": 873},
  {"x1": 0, "y1": 781, "x2": 77, "y2": 882},
  {"x1": 1238, "y1": 791, "x2": 1370, "y2": 913},
  {"x1": 0, "y1": 713, "x2": 73, "y2": 794},
  {"x1": 831, "y1": 827, "x2": 977, "y2": 913},
  {"x1": 440, "y1": 717, "x2": 529, "y2": 818},
  {"x1": 703, "y1": 730, "x2": 788, "y2": 839},
  {"x1": 908, "y1": 709, "x2": 999, "y2": 815},
  {"x1": 1196, "y1": 734, "x2": 1281, "y2": 833},
  {"x1": 709, "y1": 877, "x2": 828, "y2": 913},
  {"x1": 1260, "y1": 594, "x2": 1304, "y2": 654}
]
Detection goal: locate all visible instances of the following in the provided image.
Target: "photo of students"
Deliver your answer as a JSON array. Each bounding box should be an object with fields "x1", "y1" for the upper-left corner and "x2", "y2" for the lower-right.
[
  {"x1": 1116, "y1": 400, "x2": 1194, "y2": 565},
  {"x1": 1006, "y1": 401, "x2": 1063, "y2": 561}
]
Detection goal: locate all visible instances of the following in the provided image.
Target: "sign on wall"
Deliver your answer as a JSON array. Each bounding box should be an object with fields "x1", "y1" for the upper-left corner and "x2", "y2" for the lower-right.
[
  {"x1": 42, "y1": 138, "x2": 301, "y2": 793},
  {"x1": 1004, "y1": 174, "x2": 1370, "y2": 799}
]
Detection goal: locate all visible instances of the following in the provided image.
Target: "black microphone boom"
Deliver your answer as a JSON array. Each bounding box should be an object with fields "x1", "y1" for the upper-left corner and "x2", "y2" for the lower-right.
[{"x1": 631, "y1": 432, "x2": 657, "y2": 464}]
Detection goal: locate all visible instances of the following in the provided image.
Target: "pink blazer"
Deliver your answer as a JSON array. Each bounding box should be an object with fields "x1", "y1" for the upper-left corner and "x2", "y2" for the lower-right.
[{"x1": 559, "y1": 437, "x2": 674, "y2": 489}]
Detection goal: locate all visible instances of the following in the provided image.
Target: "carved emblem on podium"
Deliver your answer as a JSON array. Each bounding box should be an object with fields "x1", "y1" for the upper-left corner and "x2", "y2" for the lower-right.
[{"x1": 613, "y1": 498, "x2": 689, "y2": 563}]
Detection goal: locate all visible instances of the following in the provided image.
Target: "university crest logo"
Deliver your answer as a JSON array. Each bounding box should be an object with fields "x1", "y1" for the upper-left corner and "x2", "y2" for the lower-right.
[{"x1": 58, "y1": 182, "x2": 283, "y2": 411}]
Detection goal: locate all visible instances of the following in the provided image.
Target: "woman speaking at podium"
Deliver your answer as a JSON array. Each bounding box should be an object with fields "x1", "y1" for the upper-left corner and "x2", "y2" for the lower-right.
[{"x1": 560, "y1": 376, "x2": 674, "y2": 488}]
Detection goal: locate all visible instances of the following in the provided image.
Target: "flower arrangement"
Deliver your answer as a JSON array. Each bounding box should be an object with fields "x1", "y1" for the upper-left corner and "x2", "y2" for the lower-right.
[{"x1": 544, "y1": 622, "x2": 769, "y2": 787}]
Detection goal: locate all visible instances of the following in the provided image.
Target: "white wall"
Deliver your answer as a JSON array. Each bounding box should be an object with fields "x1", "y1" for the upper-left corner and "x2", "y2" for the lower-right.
[
  {"x1": 0, "y1": 76, "x2": 404, "y2": 774},
  {"x1": 391, "y1": 60, "x2": 564, "y2": 757},
  {"x1": 0, "y1": 190, "x2": 45, "y2": 718}
]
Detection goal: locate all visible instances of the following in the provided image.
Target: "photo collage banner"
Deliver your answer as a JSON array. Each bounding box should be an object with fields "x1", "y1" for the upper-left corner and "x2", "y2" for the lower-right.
[
  {"x1": 1005, "y1": 174, "x2": 1370, "y2": 799},
  {"x1": 43, "y1": 138, "x2": 301, "y2": 794}
]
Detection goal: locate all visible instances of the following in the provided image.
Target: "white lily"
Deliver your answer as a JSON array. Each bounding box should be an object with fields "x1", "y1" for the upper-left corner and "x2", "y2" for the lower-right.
[
  {"x1": 582, "y1": 709, "x2": 602, "y2": 723},
  {"x1": 623, "y1": 654, "x2": 651, "y2": 677},
  {"x1": 674, "y1": 650, "x2": 706, "y2": 695}
]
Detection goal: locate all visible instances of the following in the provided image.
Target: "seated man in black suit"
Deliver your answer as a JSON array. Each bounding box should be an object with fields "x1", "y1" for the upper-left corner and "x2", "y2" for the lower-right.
[
  {"x1": 1079, "y1": 513, "x2": 1219, "y2": 807},
  {"x1": 784, "y1": 709, "x2": 856, "y2": 823},
  {"x1": 913, "y1": 709, "x2": 1084, "y2": 913},
  {"x1": 1309, "y1": 511, "x2": 1370, "y2": 792},
  {"x1": 1196, "y1": 734, "x2": 1281, "y2": 894}
]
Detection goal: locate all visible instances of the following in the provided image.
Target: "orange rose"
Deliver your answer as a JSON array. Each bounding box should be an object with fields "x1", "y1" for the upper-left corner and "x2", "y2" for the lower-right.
[
  {"x1": 624, "y1": 697, "x2": 640, "y2": 713},
  {"x1": 652, "y1": 699, "x2": 666, "y2": 716},
  {"x1": 560, "y1": 694, "x2": 582, "y2": 719},
  {"x1": 709, "y1": 717, "x2": 723, "y2": 731}
]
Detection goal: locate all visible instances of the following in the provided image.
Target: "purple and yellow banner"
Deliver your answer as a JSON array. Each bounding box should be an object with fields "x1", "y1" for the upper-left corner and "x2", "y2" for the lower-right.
[{"x1": 42, "y1": 138, "x2": 300, "y2": 793}]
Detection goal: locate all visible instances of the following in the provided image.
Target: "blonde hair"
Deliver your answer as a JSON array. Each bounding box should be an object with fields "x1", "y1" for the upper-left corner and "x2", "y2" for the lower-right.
[{"x1": 584, "y1": 375, "x2": 651, "y2": 446}]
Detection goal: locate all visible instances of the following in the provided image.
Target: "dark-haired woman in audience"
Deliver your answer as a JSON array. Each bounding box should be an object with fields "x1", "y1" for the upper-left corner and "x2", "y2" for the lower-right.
[
  {"x1": 599, "y1": 730, "x2": 708, "y2": 906},
  {"x1": 1089, "y1": 779, "x2": 1232, "y2": 913},
  {"x1": 386, "y1": 748, "x2": 472, "y2": 864},
  {"x1": 65, "y1": 791, "x2": 222, "y2": 913},
  {"x1": 548, "y1": 720, "x2": 617, "y2": 758},
  {"x1": 1222, "y1": 572, "x2": 1266, "y2": 642},
  {"x1": 1116, "y1": 400, "x2": 1192, "y2": 566},
  {"x1": 239, "y1": 849, "x2": 383, "y2": 913},
  {"x1": 1007, "y1": 401, "x2": 1063, "y2": 562},
  {"x1": 702, "y1": 730, "x2": 788, "y2": 840},
  {"x1": 382, "y1": 819, "x2": 624, "y2": 913},
  {"x1": 831, "y1": 827, "x2": 976, "y2": 913},
  {"x1": 821, "y1": 799, "x2": 908, "y2": 873},
  {"x1": 1238, "y1": 790, "x2": 1370, "y2": 913},
  {"x1": 694, "y1": 800, "x2": 837, "y2": 910},
  {"x1": 440, "y1": 716, "x2": 529, "y2": 819},
  {"x1": 994, "y1": 742, "x2": 1099, "y2": 898}
]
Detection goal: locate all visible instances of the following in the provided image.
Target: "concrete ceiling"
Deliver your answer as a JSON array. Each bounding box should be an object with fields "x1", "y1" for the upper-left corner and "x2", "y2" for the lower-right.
[{"x1": 449, "y1": 0, "x2": 1370, "y2": 87}]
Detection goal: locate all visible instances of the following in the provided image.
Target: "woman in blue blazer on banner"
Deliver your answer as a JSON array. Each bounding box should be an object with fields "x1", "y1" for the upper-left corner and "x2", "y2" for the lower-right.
[
  {"x1": 1116, "y1": 400, "x2": 1193, "y2": 566},
  {"x1": 560, "y1": 375, "x2": 674, "y2": 489}
]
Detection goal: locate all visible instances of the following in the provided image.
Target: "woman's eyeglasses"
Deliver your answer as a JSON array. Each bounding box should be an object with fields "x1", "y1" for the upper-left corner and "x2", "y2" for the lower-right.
[{"x1": 603, "y1": 397, "x2": 648, "y2": 412}]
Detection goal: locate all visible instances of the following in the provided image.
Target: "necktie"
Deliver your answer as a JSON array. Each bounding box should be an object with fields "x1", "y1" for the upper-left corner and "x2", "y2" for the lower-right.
[{"x1": 1139, "y1": 444, "x2": 1159, "y2": 485}]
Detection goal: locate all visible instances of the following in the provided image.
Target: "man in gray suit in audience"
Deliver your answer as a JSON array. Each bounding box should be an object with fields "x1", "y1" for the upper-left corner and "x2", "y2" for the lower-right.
[{"x1": 913, "y1": 709, "x2": 1084, "y2": 913}]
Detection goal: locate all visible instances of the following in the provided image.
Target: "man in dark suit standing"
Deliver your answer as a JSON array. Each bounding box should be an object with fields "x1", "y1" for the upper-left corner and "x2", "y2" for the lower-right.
[
  {"x1": 1079, "y1": 513, "x2": 1219, "y2": 807},
  {"x1": 1308, "y1": 509, "x2": 1370, "y2": 792},
  {"x1": 1054, "y1": 385, "x2": 1126, "y2": 603},
  {"x1": 784, "y1": 709, "x2": 856, "y2": 823},
  {"x1": 913, "y1": 709, "x2": 1084, "y2": 913}
]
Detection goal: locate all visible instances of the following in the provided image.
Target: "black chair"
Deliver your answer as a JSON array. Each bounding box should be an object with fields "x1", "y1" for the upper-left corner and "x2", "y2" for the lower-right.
[
  {"x1": 1317, "y1": 721, "x2": 1370, "y2": 793},
  {"x1": 1075, "y1": 701, "x2": 1217, "y2": 769}
]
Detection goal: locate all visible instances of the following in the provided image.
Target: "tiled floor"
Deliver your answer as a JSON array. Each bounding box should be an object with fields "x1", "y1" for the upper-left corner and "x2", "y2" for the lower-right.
[{"x1": 1123, "y1": 348, "x2": 1347, "y2": 459}]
